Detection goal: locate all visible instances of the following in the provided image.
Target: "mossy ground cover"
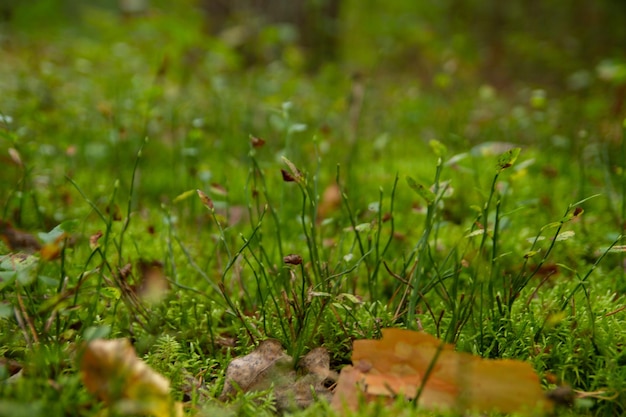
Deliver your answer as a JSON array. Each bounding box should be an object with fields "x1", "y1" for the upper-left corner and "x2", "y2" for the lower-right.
[{"x1": 1, "y1": 3, "x2": 625, "y2": 417}]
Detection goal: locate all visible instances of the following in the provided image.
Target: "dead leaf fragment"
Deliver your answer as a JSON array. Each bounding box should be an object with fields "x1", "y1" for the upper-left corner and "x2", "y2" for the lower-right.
[
  {"x1": 317, "y1": 183, "x2": 342, "y2": 221},
  {"x1": 197, "y1": 189, "x2": 214, "y2": 210},
  {"x1": 81, "y1": 338, "x2": 182, "y2": 417},
  {"x1": 40, "y1": 232, "x2": 68, "y2": 261},
  {"x1": 220, "y1": 341, "x2": 336, "y2": 411},
  {"x1": 220, "y1": 339, "x2": 291, "y2": 400},
  {"x1": 279, "y1": 347, "x2": 336, "y2": 410},
  {"x1": 0, "y1": 358, "x2": 22, "y2": 377},
  {"x1": 0, "y1": 221, "x2": 41, "y2": 253},
  {"x1": 332, "y1": 328, "x2": 553, "y2": 415},
  {"x1": 8, "y1": 148, "x2": 23, "y2": 167},
  {"x1": 137, "y1": 260, "x2": 170, "y2": 304},
  {"x1": 89, "y1": 230, "x2": 103, "y2": 250},
  {"x1": 299, "y1": 347, "x2": 334, "y2": 380},
  {"x1": 106, "y1": 204, "x2": 123, "y2": 221}
]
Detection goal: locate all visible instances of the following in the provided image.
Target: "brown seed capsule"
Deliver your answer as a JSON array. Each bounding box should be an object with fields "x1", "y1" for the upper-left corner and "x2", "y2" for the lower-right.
[
  {"x1": 283, "y1": 254, "x2": 303, "y2": 265},
  {"x1": 281, "y1": 169, "x2": 296, "y2": 182},
  {"x1": 251, "y1": 136, "x2": 266, "y2": 148},
  {"x1": 197, "y1": 189, "x2": 214, "y2": 210}
]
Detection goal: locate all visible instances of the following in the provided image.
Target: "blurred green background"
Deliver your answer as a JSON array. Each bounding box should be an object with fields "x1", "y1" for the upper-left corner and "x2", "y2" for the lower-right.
[
  {"x1": 2, "y1": 0, "x2": 626, "y2": 228},
  {"x1": 3, "y1": 0, "x2": 626, "y2": 85}
]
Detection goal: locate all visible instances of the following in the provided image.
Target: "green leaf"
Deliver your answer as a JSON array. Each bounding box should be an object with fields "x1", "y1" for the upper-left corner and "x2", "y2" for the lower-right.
[
  {"x1": 406, "y1": 176, "x2": 436, "y2": 205},
  {"x1": 338, "y1": 293, "x2": 362, "y2": 304},
  {"x1": 37, "y1": 275, "x2": 59, "y2": 287},
  {"x1": 59, "y1": 219, "x2": 79, "y2": 233},
  {"x1": 100, "y1": 287, "x2": 121, "y2": 300},
  {"x1": 555, "y1": 231, "x2": 575, "y2": 241},
  {"x1": 429, "y1": 139, "x2": 447, "y2": 157},
  {"x1": 0, "y1": 254, "x2": 38, "y2": 286},
  {"x1": 540, "y1": 222, "x2": 562, "y2": 231},
  {"x1": 524, "y1": 250, "x2": 541, "y2": 259},
  {"x1": 0, "y1": 273, "x2": 16, "y2": 291},
  {"x1": 36, "y1": 220, "x2": 77, "y2": 244},
  {"x1": 496, "y1": 147, "x2": 521, "y2": 172},
  {"x1": 38, "y1": 225, "x2": 63, "y2": 244},
  {"x1": 83, "y1": 325, "x2": 111, "y2": 341},
  {"x1": 173, "y1": 189, "x2": 196, "y2": 203},
  {"x1": 0, "y1": 302, "x2": 12, "y2": 318},
  {"x1": 466, "y1": 230, "x2": 485, "y2": 238}
]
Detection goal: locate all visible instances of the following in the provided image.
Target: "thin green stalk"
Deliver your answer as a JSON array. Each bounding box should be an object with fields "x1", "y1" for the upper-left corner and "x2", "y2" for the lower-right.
[
  {"x1": 172, "y1": 233, "x2": 223, "y2": 301},
  {"x1": 248, "y1": 156, "x2": 287, "y2": 285},
  {"x1": 407, "y1": 159, "x2": 443, "y2": 329},
  {"x1": 488, "y1": 196, "x2": 502, "y2": 319},
  {"x1": 474, "y1": 171, "x2": 500, "y2": 345},
  {"x1": 203, "y1": 210, "x2": 266, "y2": 342},
  {"x1": 621, "y1": 120, "x2": 626, "y2": 284},
  {"x1": 511, "y1": 195, "x2": 599, "y2": 310},
  {"x1": 559, "y1": 234, "x2": 622, "y2": 311},
  {"x1": 338, "y1": 165, "x2": 369, "y2": 266},
  {"x1": 412, "y1": 338, "x2": 446, "y2": 407},
  {"x1": 68, "y1": 177, "x2": 119, "y2": 327},
  {"x1": 369, "y1": 187, "x2": 386, "y2": 298},
  {"x1": 117, "y1": 138, "x2": 147, "y2": 262},
  {"x1": 298, "y1": 185, "x2": 321, "y2": 282},
  {"x1": 244, "y1": 248, "x2": 289, "y2": 341}
]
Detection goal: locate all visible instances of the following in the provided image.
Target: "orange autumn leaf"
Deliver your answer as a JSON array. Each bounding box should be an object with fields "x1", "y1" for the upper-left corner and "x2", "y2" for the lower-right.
[
  {"x1": 40, "y1": 232, "x2": 68, "y2": 261},
  {"x1": 332, "y1": 328, "x2": 553, "y2": 415}
]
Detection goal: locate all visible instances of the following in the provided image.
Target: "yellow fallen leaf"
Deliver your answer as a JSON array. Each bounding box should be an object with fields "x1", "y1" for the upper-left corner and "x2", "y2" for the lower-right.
[
  {"x1": 40, "y1": 234, "x2": 66, "y2": 261},
  {"x1": 80, "y1": 338, "x2": 182, "y2": 417},
  {"x1": 332, "y1": 328, "x2": 553, "y2": 415}
]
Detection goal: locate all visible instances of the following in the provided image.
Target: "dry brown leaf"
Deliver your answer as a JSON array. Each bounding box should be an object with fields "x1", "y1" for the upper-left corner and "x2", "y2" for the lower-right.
[
  {"x1": 280, "y1": 347, "x2": 336, "y2": 409},
  {"x1": 40, "y1": 232, "x2": 67, "y2": 261},
  {"x1": 332, "y1": 328, "x2": 553, "y2": 415},
  {"x1": 220, "y1": 340, "x2": 335, "y2": 411},
  {"x1": 0, "y1": 221, "x2": 41, "y2": 253},
  {"x1": 137, "y1": 260, "x2": 170, "y2": 304},
  {"x1": 219, "y1": 339, "x2": 291, "y2": 400},
  {"x1": 317, "y1": 183, "x2": 342, "y2": 221},
  {"x1": 8, "y1": 148, "x2": 23, "y2": 167},
  {"x1": 197, "y1": 189, "x2": 214, "y2": 211},
  {"x1": 81, "y1": 338, "x2": 182, "y2": 417},
  {"x1": 89, "y1": 230, "x2": 103, "y2": 250},
  {"x1": 105, "y1": 204, "x2": 123, "y2": 221},
  {"x1": 299, "y1": 347, "x2": 334, "y2": 380},
  {"x1": 330, "y1": 365, "x2": 364, "y2": 411}
]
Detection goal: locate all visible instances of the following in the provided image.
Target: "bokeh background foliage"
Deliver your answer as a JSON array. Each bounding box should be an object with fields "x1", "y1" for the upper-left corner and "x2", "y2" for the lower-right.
[{"x1": 1, "y1": 1, "x2": 626, "y2": 416}]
